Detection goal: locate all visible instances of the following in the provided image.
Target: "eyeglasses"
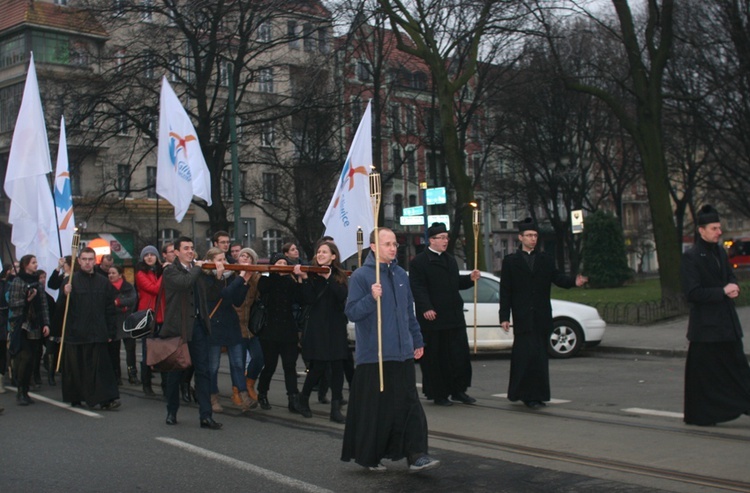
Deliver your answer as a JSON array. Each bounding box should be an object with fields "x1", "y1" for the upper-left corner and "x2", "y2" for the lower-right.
[{"x1": 431, "y1": 234, "x2": 449, "y2": 240}]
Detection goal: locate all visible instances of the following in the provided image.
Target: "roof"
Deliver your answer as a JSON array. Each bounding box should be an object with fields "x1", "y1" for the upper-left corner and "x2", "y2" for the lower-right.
[{"x1": 0, "y1": 0, "x2": 108, "y2": 38}]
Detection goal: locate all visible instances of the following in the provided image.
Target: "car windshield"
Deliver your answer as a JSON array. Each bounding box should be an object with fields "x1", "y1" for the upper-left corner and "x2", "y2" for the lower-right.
[{"x1": 459, "y1": 277, "x2": 500, "y2": 304}]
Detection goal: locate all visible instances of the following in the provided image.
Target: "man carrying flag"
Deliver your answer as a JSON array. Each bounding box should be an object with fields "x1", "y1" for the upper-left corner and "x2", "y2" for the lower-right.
[{"x1": 156, "y1": 76, "x2": 212, "y2": 222}]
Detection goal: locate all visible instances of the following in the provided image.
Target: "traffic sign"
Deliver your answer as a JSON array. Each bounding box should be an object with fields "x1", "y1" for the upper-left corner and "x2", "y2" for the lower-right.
[
  {"x1": 425, "y1": 187, "x2": 447, "y2": 205},
  {"x1": 403, "y1": 205, "x2": 424, "y2": 217},
  {"x1": 400, "y1": 216, "x2": 425, "y2": 226}
]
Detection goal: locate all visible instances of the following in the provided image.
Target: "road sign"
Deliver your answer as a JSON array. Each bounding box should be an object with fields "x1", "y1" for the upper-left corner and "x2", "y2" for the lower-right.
[
  {"x1": 425, "y1": 187, "x2": 446, "y2": 205},
  {"x1": 403, "y1": 205, "x2": 424, "y2": 217},
  {"x1": 400, "y1": 216, "x2": 425, "y2": 226}
]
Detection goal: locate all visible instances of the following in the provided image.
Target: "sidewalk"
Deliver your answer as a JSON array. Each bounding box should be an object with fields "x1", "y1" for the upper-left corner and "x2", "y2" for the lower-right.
[{"x1": 593, "y1": 306, "x2": 750, "y2": 357}]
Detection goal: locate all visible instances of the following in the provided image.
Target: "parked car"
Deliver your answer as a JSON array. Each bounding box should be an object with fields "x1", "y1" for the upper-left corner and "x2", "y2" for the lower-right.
[{"x1": 346, "y1": 270, "x2": 606, "y2": 359}]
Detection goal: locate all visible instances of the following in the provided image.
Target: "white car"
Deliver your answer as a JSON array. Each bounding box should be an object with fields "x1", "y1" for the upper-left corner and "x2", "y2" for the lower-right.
[
  {"x1": 458, "y1": 271, "x2": 606, "y2": 358},
  {"x1": 346, "y1": 270, "x2": 606, "y2": 359}
]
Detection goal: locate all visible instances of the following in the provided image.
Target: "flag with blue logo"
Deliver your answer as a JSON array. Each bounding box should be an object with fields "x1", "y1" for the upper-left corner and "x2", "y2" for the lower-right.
[
  {"x1": 54, "y1": 115, "x2": 75, "y2": 256},
  {"x1": 322, "y1": 101, "x2": 374, "y2": 260}
]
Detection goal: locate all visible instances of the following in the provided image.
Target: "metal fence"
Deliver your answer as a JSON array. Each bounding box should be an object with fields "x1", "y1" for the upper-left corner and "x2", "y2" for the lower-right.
[{"x1": 586, "y1": 280, "x2": 750, "y2": 325}]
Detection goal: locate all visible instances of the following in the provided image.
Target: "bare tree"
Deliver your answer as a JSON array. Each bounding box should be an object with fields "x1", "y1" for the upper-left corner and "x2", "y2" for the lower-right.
[
  {"x1": 535, "y1": 0, "x2": 682, "y2": 302},
  {"x1": 65, "y1": 0, "x2": 335, "y2": 238}
]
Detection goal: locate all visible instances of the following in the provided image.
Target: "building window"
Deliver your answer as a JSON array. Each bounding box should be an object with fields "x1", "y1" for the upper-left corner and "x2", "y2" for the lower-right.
[
  {"x1": 0, "y1": 83, "x2": 23, "y2": 132},
  {"x1": 143, "y1": 51, "x2": 156, "y2": 79},
  {"x1": 405, "y1": 148, "x2": 416, "y2": 180},
  {"x1": 287, "y1": 21, "x2": 299, "y2": 49},
  {"x1": 117, "y1": 164, "x2": 131, "y2": 198},
  {"x1": 351, "y1": 98, "x2": 362, "y2": 126},
  {"x1": 262, "y1": 173, "x2": 278, "y2": 202},
  {"x1": 409, "y1": 194, "x2": 417, "y2": 207},
  {"x1": 393, "y1": 194, "x2": 403, "y2": 219},
  {"x1": 426, "y1": 150, "x2": 445, "y2": 186},
  {"x1": 168, "y1": 54, "x2": 180, "y2": 81},
  {"x1": 147, "y1": 166, "x2": 157, "y2": 198},
  {"x1": 357, "y1": 61, "x2": 371, "y2": 82},
  {"x1": 219, "y1": 60, "x2": 231, "y2": 87},
  {"x1": 260, "y1": 123, "x2": 275, "y2": 148},
  {"x1": 31, "y1": 32, "x2": 70, "y2": 65},
  {"x1": 391, "y1": 147, "x2": 402, "y2": 178},
  {"x1": 404, "y1": 105, "x2": 415, "y2": 133},
  {"x1": 472, "y1": 154, "x2": 482, "y2": 178},
  {"x1": 221, "y1": 169, "x2": 247, "y2": 200},
  {"x1": 69, "y1": 160, "x2": 82, "y2": 197},
  {"x1": 159, "y1": 228, "x2": 180, "y2": 250},
  {"x1": 258, "y1": 68, "x2": 273, "y2": 93},
  {"x1": 318, "y1": 27, "x2": 328, "y2": 53},
  {"x1": 303, "y1": 23, "x2": 314, "y2": 52},
  {"x1": 117, "y1": 114, "x2": 129, "y2": 135},
  {"x1": 0, "y1": 34, "x2": 25, "y2": 69},
  {"x1": 263, "y1": 229, "x2": 284, "y2": 257},
  {"x1": 390, "y1": 104, "x2": 400, "y2": 134},
  {"x1": 257, "y1": 21, "x2": 272, "y2": 43},
  {"x1": 114, "y1": 48, "x2": 125, "y2": 73},
  {"x1": 112, "y1": 0, "x2": 126, "y2": 16}
]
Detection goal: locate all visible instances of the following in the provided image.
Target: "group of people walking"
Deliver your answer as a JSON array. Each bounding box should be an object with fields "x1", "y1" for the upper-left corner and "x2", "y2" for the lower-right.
[{"x1": 2, "y1": 208, "x2": 748, "y2": 474}]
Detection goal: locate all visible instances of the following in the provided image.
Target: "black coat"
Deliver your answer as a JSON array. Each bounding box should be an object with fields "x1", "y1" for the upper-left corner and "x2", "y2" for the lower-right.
[
  {"x1": 409, "y1": 249, "x2": 473, "y2": 331},
  {"x1": 499, "y1": 248, "x2": 575, "y2": 335},
  {"x1": 300, "y1": 275, "x2": 349, "y2": 361},
  {"x1": 258, "y1": 273, "x2": 301, "y2": 344},
  {"x1": 681, "y1": 238, "x2": 743, "y2": 342},
  {"x1": 113, "y1": 280, "x2": 137, "y2": 340},
  {"x1": 65, "y1": 270, "x2": 117, "y2": 343}
]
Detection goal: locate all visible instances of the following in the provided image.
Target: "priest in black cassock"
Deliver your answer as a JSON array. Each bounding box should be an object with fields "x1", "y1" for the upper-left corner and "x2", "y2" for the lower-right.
[
  {"x1": 499, "y1": 218, "x2": 586, "y2": 409},
  {"x1": 681, "y1": 205, "x2": 750, "y2": 426},
  {"x1": 61, "y1": 247, "x2": 120, "y2": 410}
]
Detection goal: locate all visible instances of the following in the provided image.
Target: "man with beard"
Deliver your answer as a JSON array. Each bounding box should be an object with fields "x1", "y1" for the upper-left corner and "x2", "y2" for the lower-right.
[
  {"x1": 681, "y1": 205, "x2": 750, "y2": 426},
  {"x1": 499, "y1": 218, "x2": 586, "y2": 409},
  {"x1": 61, "y1": 247, "x2": 120, "y2": 409}
]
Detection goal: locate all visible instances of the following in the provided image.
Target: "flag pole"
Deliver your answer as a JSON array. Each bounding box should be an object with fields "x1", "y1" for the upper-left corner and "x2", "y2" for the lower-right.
[
  {"x1": 49, "y1": 170, "x2": 63, "y2": 257},
  {"x1": 472, "y1": 207, "x2": 480, "y2": 354},
  {"x1": 369, "y1": 172, "x2": 383, "y2": 392},
  {"x1": 356, "y1": 227, "x2": 363, "y2": 268}
]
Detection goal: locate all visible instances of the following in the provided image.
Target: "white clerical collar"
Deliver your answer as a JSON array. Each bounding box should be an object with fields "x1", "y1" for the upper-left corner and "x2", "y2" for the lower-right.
[{"x1": 428, "y1": 247, "x2": 442, "y2": 255}]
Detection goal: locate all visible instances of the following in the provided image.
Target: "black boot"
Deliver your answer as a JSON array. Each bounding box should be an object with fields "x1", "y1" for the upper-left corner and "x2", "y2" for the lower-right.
[
  {"x1": 127, "y1": 366, "x2": 140, "y2": 385},
  {"x1": 18, "y1": 387, "x2": 34, "y2": 406},
  {"x1": 47, "y1": 354, "x2": 56, "y2": 386},
  {"x1": 17, "y1": 387, "x2": 26, "y2": 406},
  {"x1": 330, "y1": 399, "x2": 345, "y2": 423},
  {"x1": 294, "y1": 393, "x2": 313, "y2": 418},
  {"x1": 258, "y1": 393, "x2": 271, "y2": 410},
  {"x1": 180, "y1": 382, "x2": 191, "y2": 403},
  {"x1": 288, "y1": 394, "x2": 300, "y2": 414},
  {"x1": 141, "y1": 363, "x2": 156, "y2": 396}
]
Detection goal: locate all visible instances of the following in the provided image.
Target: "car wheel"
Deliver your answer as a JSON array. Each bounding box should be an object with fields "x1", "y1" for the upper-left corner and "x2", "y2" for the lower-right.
[{"x1": 548, "y1": 318, "x2": 584, "y2": 359}]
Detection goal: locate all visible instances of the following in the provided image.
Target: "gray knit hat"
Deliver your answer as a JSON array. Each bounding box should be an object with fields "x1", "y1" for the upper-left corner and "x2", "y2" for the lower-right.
[{"x1": 140, "y1": 245, "x2": 160, "y2": 261}]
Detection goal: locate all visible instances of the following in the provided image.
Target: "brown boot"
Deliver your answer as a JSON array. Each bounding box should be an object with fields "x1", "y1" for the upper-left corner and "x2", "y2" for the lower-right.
[
  {"x1": 246, "y1": 378, "x2": 258, "y2": 401},
  {"x1": 240, "y1": 392, "x2": 258, "y2": 412},
  {"x1": 210, "y1": 393, "x2": 224, "y2": 413},
  {"x1": 231, "y1": 386, "x2": 243, "y2": 406}
]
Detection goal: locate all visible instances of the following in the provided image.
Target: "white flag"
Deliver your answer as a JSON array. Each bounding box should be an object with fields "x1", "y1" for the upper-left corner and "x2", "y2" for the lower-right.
[
  {"x1": 54, "y1": 116, "x2": 75, "y2": 256},
  {"x1": 156, "y1": 76, "x2": 212, "y2": 222},
  {"x1": 3, "y1": 52, "x2": 59, "y2": 282},
  {"x1": 323, "y1": 101, "x2": 374, "y2": 260}
]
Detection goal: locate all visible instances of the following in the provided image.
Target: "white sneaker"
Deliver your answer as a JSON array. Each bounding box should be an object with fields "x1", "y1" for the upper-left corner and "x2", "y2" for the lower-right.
[{"x1": 368, "y1": 463, "x2": 387, "y2": 472}]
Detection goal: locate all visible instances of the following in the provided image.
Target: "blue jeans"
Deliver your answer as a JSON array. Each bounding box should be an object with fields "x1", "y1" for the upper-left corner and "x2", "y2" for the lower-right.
[
  {"x1": 208, "y1": 343, "x2": 245, "y2": 394},
  {"x1": 166, "y1": 320, "x2": 212, "y2": 420},
  {"x1": 244, "y1": 337, "x2": 264, "y2": 380}
]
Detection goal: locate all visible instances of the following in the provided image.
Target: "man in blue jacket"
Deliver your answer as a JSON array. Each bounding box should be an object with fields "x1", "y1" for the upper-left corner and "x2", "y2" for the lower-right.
[{"x1": 341, "y1": 228, "x2": 440, "y2": 473}]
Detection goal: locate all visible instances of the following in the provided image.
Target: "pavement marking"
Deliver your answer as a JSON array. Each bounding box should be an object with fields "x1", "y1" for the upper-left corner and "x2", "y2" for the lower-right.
[
  {"x1": 492, "y1": 393, "x2": 571, "y2": 404},
  {"x1": 621, "y1": 407, "x2": 683, "y2": 419},
  {"x1": 157, "y1": 437, "x2": 335, "y2": 493},
  {"x1": 6, "y1": 386, "x2": 103, "y2": 418}
]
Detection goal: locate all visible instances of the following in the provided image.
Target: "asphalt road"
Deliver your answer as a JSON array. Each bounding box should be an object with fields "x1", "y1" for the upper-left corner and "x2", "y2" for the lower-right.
[{"x1": 0, "y1": 345, "x2": 747, "y2": 492}]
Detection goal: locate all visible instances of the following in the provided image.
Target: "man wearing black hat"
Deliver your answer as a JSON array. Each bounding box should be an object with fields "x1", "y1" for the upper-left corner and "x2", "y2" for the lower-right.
[
  {"x1": 681, "y1": 205, "x2": 750, "y2": 426},
  {"x1": 410, "y1": 223, "x2": 480, "y2": 406},
  {"x1": 499, "y1": 218, "x2": 587, "y2": 409}
]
